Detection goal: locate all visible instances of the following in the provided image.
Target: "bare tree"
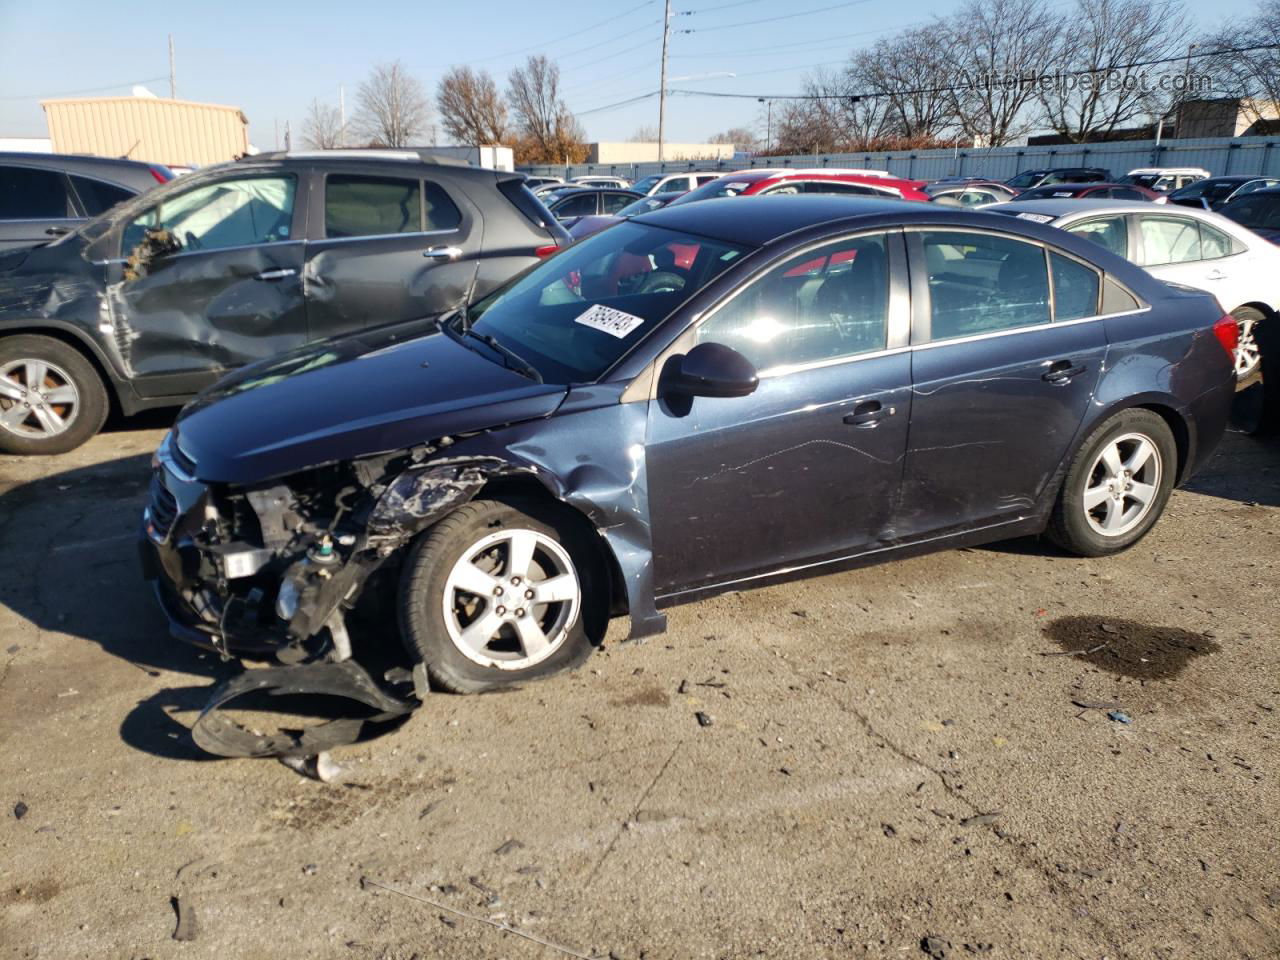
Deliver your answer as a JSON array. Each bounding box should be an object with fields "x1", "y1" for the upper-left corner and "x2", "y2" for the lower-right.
[
  {"x1": 852, "y1": 27, "x2": 958, "y2": 142},
  {"x1": 944, "y1": 0, "x2": 1059, "y2": 146},
  {"x1": 708, "y1": 127, "x2": 760, "y2": 151},
  {"x1": 436, "y1": 66, "x2": 508, "y2": 145},
  {"x1": 1201, "y1": 1, "x2": 1280, "y2": 128},
  {"x1": 507, "y1": 55, "x2": 587, "y2": 163},
  {"x1": 629, "y1": 125, "x2": 660, "y2": 142},
  {"x1": 355, "y1": 61, "x2": 432, "y2": 147},
  {"x1": 1038, "y1": 0, "x2": 1191, "y2": 141},
  {"x1": 301, "y1": 99, "x2": 345, "y2": 149},
  {"x1": 772, "y1": 67, "x2": 899, "y2": 154}
]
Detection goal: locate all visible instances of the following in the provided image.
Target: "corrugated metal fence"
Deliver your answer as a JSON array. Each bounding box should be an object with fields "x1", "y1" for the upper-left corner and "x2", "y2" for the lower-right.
[{"x1": 520, "y1": 136, "x2": 1280, "y2": 182}]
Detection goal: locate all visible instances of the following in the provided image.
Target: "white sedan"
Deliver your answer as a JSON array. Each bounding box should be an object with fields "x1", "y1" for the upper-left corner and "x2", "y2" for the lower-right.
[{"x1": 986, "y1": 198, "x2": 1276, "y2": 381}]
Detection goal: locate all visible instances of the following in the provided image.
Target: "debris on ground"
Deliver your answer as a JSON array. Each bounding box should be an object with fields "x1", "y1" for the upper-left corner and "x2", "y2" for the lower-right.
[
  {"x1": 493, "y1": 839, "x2": 525, "y2": 856},
  {"x1": 13, "y1": 801, "x2": 28, "y2": 820},
  {"x1": 1107, "y1": 710, "x2": 1133, "y2": 724},
  {"x1": 882, "y1": 823, "x2": 897, "y2": 837},
  {"x1": 921, "y1": 934, "x2": 952, "y2": 958},
  {"x1": 959, "y1": 813, "x2": 1000, "y2": 827},
  {"x1": 1071, "y1": 699, "x2": 1125, "y2": 712},
  {"x1": 171, "y1": 896, "x2": 197, "y2": 941},
  {"x1": 695, "y1": 711, "x2": 713, "y2": 727},
  {"x1": 279, "y1": 752, "x2": 344, "y2": 782}
]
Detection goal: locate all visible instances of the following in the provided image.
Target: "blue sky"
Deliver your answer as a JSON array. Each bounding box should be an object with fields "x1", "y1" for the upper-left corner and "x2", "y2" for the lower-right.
[{"x1": 0, "y1": 0, "x2": 1259, "y2": 149}]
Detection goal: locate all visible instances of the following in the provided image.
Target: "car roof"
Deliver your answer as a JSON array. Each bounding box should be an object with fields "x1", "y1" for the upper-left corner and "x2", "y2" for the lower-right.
[
  {"x1": 635, "y1": 194, "x2": 924, "y2": 245},
  {"x1": 1022, "y1": 182, "x2": 1142, "y2": 192},
  {"x1": 0, "y1": 151, "x2": 158, "y2": 171},
  {"x1": 984, "y1": 198, "x2": 1151, "y2": 215}
]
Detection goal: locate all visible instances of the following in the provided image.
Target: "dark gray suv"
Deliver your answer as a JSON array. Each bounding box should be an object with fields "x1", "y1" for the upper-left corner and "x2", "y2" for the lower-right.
[
  {"x1": 0, "y1": 150, "x2": 568, "y2": 454},
  {"x1": 0, "y1": 152, "x2": 173, "y2": 251}
]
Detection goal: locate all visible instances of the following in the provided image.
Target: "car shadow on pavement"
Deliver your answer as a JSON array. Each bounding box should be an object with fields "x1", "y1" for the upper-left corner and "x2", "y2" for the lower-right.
[
  {"x1": 1180, "y1": 431, "x2": 1280, "y2": 507},
  {"x1": 0, "y1": 451, "x2": 242, "y2": 761}
]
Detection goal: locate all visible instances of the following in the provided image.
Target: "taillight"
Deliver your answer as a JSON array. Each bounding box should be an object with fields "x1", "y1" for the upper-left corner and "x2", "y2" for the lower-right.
[
  {"x1": 149, "y1": 166, "x2": 168, "y2": 184},
  {"x1": 1212, "y1": 315, "x2": 1238, "y2": 357},
  {"x1": 535, "y1": 244, "x2": 560, "y2": 258}
]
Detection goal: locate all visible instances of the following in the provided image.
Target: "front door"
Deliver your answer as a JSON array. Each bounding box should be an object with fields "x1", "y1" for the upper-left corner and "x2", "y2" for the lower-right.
[
  {"x1": 898, "y1": 229, "x2": 1108, "y2": 539},
  {"x1": 646, "y1": 231, "x2": 912, "y2": 597},
  {"x1": 110, "y1": 172, "x2": 306, "y2": 398},
  {"x1": 303, "y1": 172, "x2": 481, "y2": 343}
]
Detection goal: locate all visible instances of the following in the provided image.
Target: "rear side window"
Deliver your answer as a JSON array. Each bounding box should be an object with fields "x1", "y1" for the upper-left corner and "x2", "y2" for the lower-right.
[
  {"x1": 921, "y1": 231, "x2": 1050, "y2": 340},
  {"x1": 697, "y1": 233, "x2": 889, "y2": 372},
  {"x1": 0, "y1": 166, "x2": 72, "y2": 218},
  {"x1": 325, "y1": 175, "x2": 422, "y2": 238},
  {"x1": 498, "y1": 178, "x2": 553, "y2": 231},
  {"x1": 1137, "y1": 216, "x2": 1201, "y2": 265},
  {"x1": 552, "y1": 193, "x2": 596, "y2": 218},
  {"x1": 69, "y1": 175, "x2": 135, "y2": 216},
  {"x1": 1109, "y1": 187, "x2": 1146, "y2": 200},
  {"x1": 1066, "y1": 217, "x2": 1127, "y2": 258},
  {"x1": 601, "y1": 192, "x2": 634, "y2": 214},
  {"x1": 1199, "y1": 222, "x2": 1234, "y2": 260},
  {"x1": 802, "y1": 181, "x2": 883, "y2": 196},
  {"x1": 1050, "y1": 252, "x2": 1100, "y2": 321}
]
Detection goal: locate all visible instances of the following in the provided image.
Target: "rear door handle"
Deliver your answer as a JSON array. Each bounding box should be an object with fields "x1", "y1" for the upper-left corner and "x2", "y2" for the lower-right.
[
  {"x1": 254, "y1": 267, "x2": 297, "y2": 281},
  {"x1": 423, "y1": 246, "x2": 463, "y2": 262},
  {"x1": 1042, "y1": 359, "x2": 1087, "y2": 383},
  {"x1": 843, "y1": 399, "x2": 894, "y2": 427}
]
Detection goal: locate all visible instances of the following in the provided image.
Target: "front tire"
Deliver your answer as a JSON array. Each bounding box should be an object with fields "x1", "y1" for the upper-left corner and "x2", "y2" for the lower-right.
[
  {"x1": 0, "y1": 335, "x2": 109, "y2": 455},
  {"x1": 397, "y1": 499, "x2": 603, "y2": 693},
  {"x1": 1046, "y1": 409, "x2": 1177, "y2": 557}
]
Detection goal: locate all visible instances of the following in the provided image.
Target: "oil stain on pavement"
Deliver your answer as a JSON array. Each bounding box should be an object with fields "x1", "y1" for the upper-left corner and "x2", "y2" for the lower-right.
[{"x1": 1044, "y1": 615, "x2": 1220, "y2": 680}]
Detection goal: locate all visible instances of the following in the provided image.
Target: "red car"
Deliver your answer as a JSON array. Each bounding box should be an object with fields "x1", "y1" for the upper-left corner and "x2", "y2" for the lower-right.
[
  {"x1": 669, "y1": 168, "x2": 931, "y2": 205},
  {"x1": 1009, "y1": 182, "x2": 1161, "y2": 202}
]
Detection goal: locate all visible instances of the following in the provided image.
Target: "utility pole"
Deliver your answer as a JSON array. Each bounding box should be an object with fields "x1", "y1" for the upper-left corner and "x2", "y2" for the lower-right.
[
  {"x1": 168, "y1": 34, "x2": 177, "y2": 99},
  {"x1": 758, "y1": 97, "x2": 772, "y2": 155},
  {"x1": 1176, "y1": 42, "x2": 1197, "y2": 138},
  {"x1": 658, "y1": 0, "x2": 671, "y2": 165}
]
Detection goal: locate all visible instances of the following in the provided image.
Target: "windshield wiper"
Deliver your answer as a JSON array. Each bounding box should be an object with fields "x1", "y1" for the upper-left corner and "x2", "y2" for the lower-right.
[{"x1": 440, "y1": 308, "x2": 543, "y2": 383}]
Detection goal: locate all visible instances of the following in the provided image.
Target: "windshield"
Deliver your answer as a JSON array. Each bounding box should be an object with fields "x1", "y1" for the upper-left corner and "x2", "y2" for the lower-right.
[
  {"x1": 616, "y1": 194, "x2": 675, "y2": 217},
  {"x1": 466, "y1": 221, "x2": 750, "y2": 383},
  {"x1": 669, "y1": 177, "x2": 757, "y2": 205},
  {"x1": 1005, "y1": 171, "x2": 1043, "y2": 188},
  {"x1": 630, "y1": 175, "x2": 663, "y2": 194},
  {"x1": 1221, "y1": 195, "x2": 1280, "y2": 229}
]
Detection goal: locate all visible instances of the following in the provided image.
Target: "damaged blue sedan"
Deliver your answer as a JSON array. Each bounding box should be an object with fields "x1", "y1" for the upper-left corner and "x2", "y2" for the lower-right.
[{"x1": 141, "y1": 196, "x2": 1238, "y2": 698}]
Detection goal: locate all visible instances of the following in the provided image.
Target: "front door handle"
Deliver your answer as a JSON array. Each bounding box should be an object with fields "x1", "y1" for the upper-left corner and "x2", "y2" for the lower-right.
[
  {"x1": 423, "y1": 246, "x2": 463, "y2": 262},
  {"x1": 843, "y1": 399, "x2": 894, "y2": 427},
  {"x1": 1205, "y1": 269, "x2": 1228, "y2": 280},
  {"x1": 254, "y1": 267, "x2": 297, "y2": 281},
  {"x1": 1042, "y1": 359, "x2": 1087, "y2": 383}
]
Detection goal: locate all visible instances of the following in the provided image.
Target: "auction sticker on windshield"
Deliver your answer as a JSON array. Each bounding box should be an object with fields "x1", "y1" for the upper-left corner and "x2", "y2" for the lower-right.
[
  {"x1": 1016, "y1": 213, "x2": 1055, "y2": 223},
  {"x1": 574, "y1": 304, "x2": 646, "y2": 338}
]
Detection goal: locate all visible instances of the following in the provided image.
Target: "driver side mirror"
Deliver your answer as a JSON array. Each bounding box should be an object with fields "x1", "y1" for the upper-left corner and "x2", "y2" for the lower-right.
[{"x1": 667, "y1": 341, "x2": 759, "y2": 398}]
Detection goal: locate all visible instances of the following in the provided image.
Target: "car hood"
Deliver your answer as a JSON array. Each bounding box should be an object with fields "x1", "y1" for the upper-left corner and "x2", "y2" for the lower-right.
[{"x1": 175, "y1": 319, "x2": 570, "y2": 485}]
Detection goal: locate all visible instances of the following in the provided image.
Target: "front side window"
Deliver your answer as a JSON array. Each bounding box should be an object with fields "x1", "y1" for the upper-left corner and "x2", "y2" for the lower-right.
[
  {"x1": 1050, "y1": 252, "x2": 1100, "y2": 321},
  {"x1": 325, "y1": 175, "x2": 421, "y2": 237},
  {"x1": 1006, "y1": 171, "x2": 1044, "y2": 189},
  {"x1": 0, "y1": 166, "x2": 71, "y2": 219},
  {"x1": 696, "y1": 234, "x2": 888, "y2": 373},
  {"x1": 467, "y1": 221, "x2": 748, "y2": 383},
  {"x1": 958, "y1": 189, "x2": 998, "y2": 206},
  {"x1": 921, "y1": 231, "x2": 1050, "y2": 340},
  {"x1": 802, "y1": 181, "x2": 885, "y2": 197},
  {"x1": 1066, "y1": 216, "x2": 1127, "y2": 258},
  {"x1": 631, "y1": 175, "x2": 663, "y2": 194},
  {"x1": 1137, "y1": 216, "x2": 1201, "y2": 265},
  {"x1": 552, "y1": 192, "x2": 597, "y2": 218},
  {"x1": 122, "y1": 175, "x2": 296, "y2": 253}
]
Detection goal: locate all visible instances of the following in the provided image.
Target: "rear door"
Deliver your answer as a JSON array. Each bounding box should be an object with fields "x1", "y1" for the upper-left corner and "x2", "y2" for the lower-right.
[
  {"x1": 111, "y1": 171, "x2": 307, "y2": 398},
  {"x1": 0, "y1": 164, "x2": 79, "y2": 250},
  {"x1": 646, "y1": 230, "x2": 913, "y2": 594},
  {"x1": 303, "y1": 170, "x2": 480, "y2": 341},
  {"x1": 898, "y1": 228, "x2": 1108, "y2": 539},
  {"x1": 1132, "y1": 213, "x2": 1251, "y2": 311}
]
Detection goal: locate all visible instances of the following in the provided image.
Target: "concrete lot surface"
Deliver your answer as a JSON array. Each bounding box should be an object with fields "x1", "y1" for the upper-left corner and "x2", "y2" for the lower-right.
[{"x1": 1, "y1": 420, "x2": 1277, "y2": 960}]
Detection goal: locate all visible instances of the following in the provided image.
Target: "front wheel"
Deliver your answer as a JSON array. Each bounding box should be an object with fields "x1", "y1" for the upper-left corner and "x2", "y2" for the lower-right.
[
  {"x1": 397, "y1": 499, "x2": 603, "y2": 693},
  {"x1": 1046, "y1": 409, "x2": 1177, "y2": 557},
  {"x1": 0, "y1": 335, "x2": 109, "y2": 455}
]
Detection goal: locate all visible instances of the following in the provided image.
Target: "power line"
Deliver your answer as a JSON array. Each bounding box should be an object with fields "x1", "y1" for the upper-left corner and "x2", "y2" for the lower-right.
[
  {"x1": 677, "y1": 0, "x2": 876, "y2": 33},
  {"x1": 562, "y1": 34, "x2": 662, "y2": 77},
  {"x1": 576, "y1": 90, "x2": 661, "y2": 117},
  {"x1": 665, "y1": 42, "x2": 1280, "y2": 101},
  {"x1": 431, "y1": 0, "x2": 656, "y2": 66},
  {"x1": 677, "y1": 0, "x2": 772, "y2": 13},
  {"x1": 1, "y1": 76, "x2": 170, "y2": 102}
]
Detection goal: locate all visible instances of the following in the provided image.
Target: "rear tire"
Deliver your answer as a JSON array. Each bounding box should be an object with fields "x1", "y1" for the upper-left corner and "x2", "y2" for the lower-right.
[
  {"x1": 1046, "y1": 409, "x2": 1177, "y2": 557},
  {"x1": 1232, "y1": 306, "x2": 1264, "y2": 385},
  {"x1": 397, "y1": 498, "x2": 604, "y2": 693},
  {"x1": 0, "y1": 335, "x2": 109, "y2": 455}
]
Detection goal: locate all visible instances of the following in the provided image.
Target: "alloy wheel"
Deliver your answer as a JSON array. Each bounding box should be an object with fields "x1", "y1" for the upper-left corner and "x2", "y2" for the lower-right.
[
  {"x1": 1082, "y1": 432, "x2": 1163, "y2": 537},
  {"x1": 1234, "y1": 313, "x2": 1261, "y2": 380},
  {"x1": 441, "y1": 527, "x2": 581, "y2": 670},
  {"x1": 0, "y1": 358, "x2": 80, "y2": 439}
]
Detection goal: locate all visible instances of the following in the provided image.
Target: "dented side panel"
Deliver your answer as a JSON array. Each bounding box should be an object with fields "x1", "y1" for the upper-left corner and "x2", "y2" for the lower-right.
[{"x1": 107, "y1": 241, "x2": 310, "y2": 395}]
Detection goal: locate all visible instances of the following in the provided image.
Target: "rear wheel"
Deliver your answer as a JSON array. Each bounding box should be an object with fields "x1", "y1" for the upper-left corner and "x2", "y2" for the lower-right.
[
  {"x1": 1046, "y1": 409, "x2": 1177, "y2": 557},
  {"x1": 1232, "y1": 306, "x2": 1264, "y2": 384},
  {"x1": 397, "y1": 499, "x2": 603, "y2": 693},
  {"x1": 0, "y1": 335, "x2": 109, "y2": 455}
]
